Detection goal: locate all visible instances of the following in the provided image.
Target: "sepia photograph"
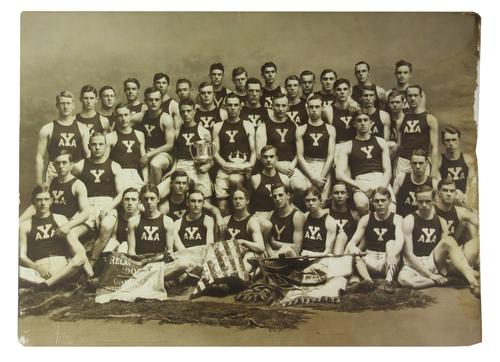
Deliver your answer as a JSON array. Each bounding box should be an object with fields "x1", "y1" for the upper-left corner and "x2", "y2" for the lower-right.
[{"x1": 18, "y1": 11, "x2": 482, "y2": 346}]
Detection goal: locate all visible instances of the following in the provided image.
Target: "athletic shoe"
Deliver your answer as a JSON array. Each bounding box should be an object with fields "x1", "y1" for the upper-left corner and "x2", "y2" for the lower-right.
[
  {"x1": 358, "y1": 280, "x2": 376, "y2": 293},
  {"x1": 384, "y1": 280, "x2": 395, "y2": 294}
]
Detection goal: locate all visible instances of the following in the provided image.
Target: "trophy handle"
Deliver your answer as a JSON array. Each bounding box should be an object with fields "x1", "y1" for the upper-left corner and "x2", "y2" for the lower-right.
[
  {"x1": 189, "y1": 143, "x2": 197, "y2": 160},
  {"x1": 208, "y1": 142, "x2": 215, "y2": 158}
]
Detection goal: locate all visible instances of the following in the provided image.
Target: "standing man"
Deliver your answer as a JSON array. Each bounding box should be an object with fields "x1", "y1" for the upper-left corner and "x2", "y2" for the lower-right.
[
  {"x1": 327, "y1": 79, "x2": 356, "y2": 144},
  {"x1": 212, "y1": 94, "x2": 256, "y2": 215},
  {"x1": 267, "y1": 183, "x2": 305, "y2": 257},
  {"x1": 174, "y1": 97, "x2": 214, "y2": 199},
  {"x1": 153, "y1": 72, "x2": 181, "y2": 130},
  {"x1": 36, "y1": 90, "x2": 90, "y2": 187},
  {"x1": 336, "y1": 111, "x2": 393, "y2": 215},
  {"x1": 231, "y1": 67, "x2": 249, "y2": 104},
  {"x1": 395, "y1": 84, "x2": 439, "y2": 179},
  {"x1": 299, "y1": 70, "x2": 316, "y2": 101},
  {"x1": 239, "y1": 77, "x2": 270, "y2": 130},
  {"x1": 386, "y1": 59, "x2": 426, "y2": 113},
  {"x1": 394, "y1": 149, "x2": 437, "y2": 217},
  {"x1": 294, "y1": 95, "x2": 336, "y2": 207},
  {"x1": 285, "y1": 75, "x2": 309, "y2": 126},
  {"x1": 360, "y1": 86, "x2": 391, "y2": 140},
  {"x1": 136, "y1": 86, "x2": 175, "y2": 185},
  {"x1": 76, "y1": 85, "x2": 111, "y2": 135},
  {"x1": 346, "y1": 187, "x2": 404, "y2": 293},
  {"x1": 173, "y1": 190, "x2": 215, "y2": 249},
  {"x1": 209, "y1": 63, "x2": 232, "y2": 108},
  {"x1": 301, "y1": 187, "x2": 338, "y2": 256},
  {"x1": 193, "y1": 82, "x2": 228, "y2": 133},
  {"x1": 397, "y1": 185, "x2": 480, "y2": 298},
  {"x1": 123, "y1": 78, "x2": 147, "y2": 115},
  {"x1": 434, "y1": 179, "x2": 479, "y2": 269},
  {"x1": 438, "y1": 126, "x2": 477, "y2": 207},
  {"x1": 255, "y1": 94, "x2": 297, "y2": 178},
  {"x1": 127, "y1": 184, "x2": 175, "y2": 255},
  {"x1": 351, "y1": 61, "x2": 386, "y2": 110},
  {"x1": 329, "y1": 181, "x2": 359, "y2": 255},
  {"x1": 98, "y1": 85, "x2": 117, "y2": 129},
  {"x1": 19, "y1": 186, "x2": 91, "y2": 289},
  {"x1": 175, "y1": 78, "x2": 194, "y2": 103},
  {"x1": 260, "y1": 61, "x2": 286, "y2": 109},
  {"x1": 313, "y1": 68, "x2": 337, "y2": 106},
  {"x1": 387, "y1": 89, "x2": 405, "y2": 150},
  {"x1": 106, "y1": 103, "x2": 148, "y2": 189}
]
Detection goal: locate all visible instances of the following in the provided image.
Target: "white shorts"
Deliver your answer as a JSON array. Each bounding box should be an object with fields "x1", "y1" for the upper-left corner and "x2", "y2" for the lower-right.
[
  {"x1": 362, "y1": 250, "x2": 387, "y2": 275},
  {"x1": 214, "y1": 166, "x2": 250, "y2": 199},
  {"x1": 354, "y1": 172, "x2": 395, "y2": 201},
  {"x1": 118, "y1": 168, "x2": 144, "y2": 191},
  {"x1": 103, "y1": 238, "x2": 129, "y2": 253},
  {"x1": 400, "y1": 254, "x2": 441, "y2": 277},
  {"x1": 19, "y1": 256, "x2": 68, "y2": 285},
  {"x1": 175, "y1": 159, "x2": 213, "y2": 197},
  {"x1": 293, "y1": 158, "x2": 332, "y2": 201},
  {"x1": 84, "y1": 196, "x2": 116, "y2": 230}
]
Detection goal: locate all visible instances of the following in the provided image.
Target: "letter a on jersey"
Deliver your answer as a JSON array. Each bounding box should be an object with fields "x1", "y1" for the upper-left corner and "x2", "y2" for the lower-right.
[
  {"x1": 447, "y1": 167, "x2": 464, "y2": 181},
  {"x1": 417, "y1": 228, "x2": 436, "y2": 243},
  {"x1": 142, "y1": 226, "x2": 159, "y2": 241},
  {"x1": 404, "y1": 120, "x2": 422, "y2": 133},
  {"x1": 305, "y1": 226, "x2": 322, "y2": 240},
  {"x1": 36, "y1": 224, "x2": 55, "y2": 240},
  {"x1": 59, "y1": 133, "x2": 76, "y2": 147},
  {"x1": 185, "y1": 226, "x2": 201, "y2": 240}
]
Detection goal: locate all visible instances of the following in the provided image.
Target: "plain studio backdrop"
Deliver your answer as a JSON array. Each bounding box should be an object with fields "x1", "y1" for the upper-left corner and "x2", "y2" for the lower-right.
[{"x1": 19, "y1": 12, "x2": 479, "y2": 210}]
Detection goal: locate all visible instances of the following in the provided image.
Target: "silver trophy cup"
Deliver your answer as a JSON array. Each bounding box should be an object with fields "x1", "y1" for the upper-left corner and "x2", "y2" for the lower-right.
[{"x1": 189, "y1": 140, "x2": 215, "y2": 163}]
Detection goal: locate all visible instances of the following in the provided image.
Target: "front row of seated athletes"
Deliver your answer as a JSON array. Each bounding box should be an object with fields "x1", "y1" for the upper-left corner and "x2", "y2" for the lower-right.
[{"x1": 19, "y1": 161, "x2": 480, "y2": 298}]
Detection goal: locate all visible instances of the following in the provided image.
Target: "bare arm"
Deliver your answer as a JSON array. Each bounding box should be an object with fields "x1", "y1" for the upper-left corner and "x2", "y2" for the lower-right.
[
  {"x1": 296, "y1": 125, "x2": 314, "y2": 179},
  {"x1": 146, "y1": 113, "x2": 175, "y2": 159},
  {"x1": 204, "y1": 215, "x2": 215, "y2": 245},
  {"x1": 335, "y1": 142, "x2": 361, "y2": 189},
  {"x1": 378, "y1": 137, "x2": 392, "y2": 187},
  {"x1": 137, "y1": 130, "x2": 149, "y2": 183},
  {"x1": 35, "y1": 124, "x2": 51, "y2": 186},
  {"x1": 127, "y1": 216, "x2": 139, "y2": 255},
  {"x1": 457, "y1": 207, "x2": 479, "y2": 227},
  {"x1": 345, "y1": 215, "x2": 369, "y2": 253},
  {"x1": 393, "y1": 214, "x2": 405, "y2": 252},
  {"x1": 164, "y1": 215, "x2": 175, "y2": 254},
  {"x1": 402, "y1": 215, "x2": 435, "y2": 278},
  {"x1": 244, "y1": 120, "x2": 257, "y2": 169},
  {"x1": 255, "y1": 123, "x2": 268, "y2": 160},
  {"x1": 78, "y1": 123, "x2": 91, "y2": 158},
  {"x1": 19, "y1": 220, "x2": 40, "y2": 271},
  {"x1": 212, "y1": 122, "x2": 229, "y2": 170},
  {"x1": 321, "y1": 125, "x2": 336, "y2": 179},
  {"x1": 173, "y1": 218, "x2": 186, "y2": 251},
  {"x1": 427, "y1": 114, "x2": 440, "y2": 178},
  {"x1": 392, "y1": 173, "x2": 405, "y2": 197},
  {"x1": 291, "y1": 211, "x2": 305, "y2": 255},
  {"x1": 57, "y1": 181, "x2": 90, "y2": 235},
  {"x1": 237, "y1": 216, "x2": 265, "y2": 253},
  {"x1": 380, "y1": 110, "x2": 391, "y2": 141}
]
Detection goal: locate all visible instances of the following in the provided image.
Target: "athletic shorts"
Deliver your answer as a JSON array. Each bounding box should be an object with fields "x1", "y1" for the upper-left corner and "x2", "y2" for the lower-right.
[
  {"x1": 293, "y1": 157, "x2": 332, "y2": 201},
  {"x1": 214, "y1": 166, "x2": 250, "y2": 199},
  {"x1": 119, "y1": 168, "x2": 145, "y2": 191},
  {"x1": 19, "y1": 255, "x2": 68, "y2": 285},
  {"x1": 103, "y1": 238, "x2": 129, "y2": 253},
  {"x1": 354, "y1": 172, "x2": 395, "y2": 201},
  {"x1": 362, "y1": 250, "x2": 387, "y2": 275},
  {"x1": 84, "y1": 196, "x2": 117, "y2": 230},
  {"x1": 174, "y1": 159, "x2": 213, "y2": 197},
  {"x1": 400, "y1": 253, "x2": 445, "y2": 278}
]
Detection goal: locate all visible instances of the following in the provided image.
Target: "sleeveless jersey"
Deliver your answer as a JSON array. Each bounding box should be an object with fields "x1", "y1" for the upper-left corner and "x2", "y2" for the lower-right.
[
  {"x1": 330, "y1": 208, "x2": 357, "y2": 240},
  {"x1": 332, "y1": 105, "x2": 355, "y2": 143},
  {"x1": 175, "y1": 123, "x2": 202, "y2": 160},
  {"x1": 439, "y1": 153, "x2": 469, "y2": 193},
  {"x1": 219, "y1": 120, "x2": 251, "y2": 163},
  {"x1": 348, "y1": 136, "x2": 383, "y2": 178},
  {"x1": 396, "y1": 174, "x2": 433, "y2": 217},
  {"x1": 135, "y1": 214, "x2": 167, "y2": 254},
  {"x1": 215, "y1": 88, "x2": 231, "y2": 108},
  {"x1": 128, "y1": 102, "x2": 145, "y2": 115},
  {"x1": 302, "y1": 213, "x2": 328, "y2": 253},
  {"x1": 412, "y1": 212, "x2": 443, "y2": 257},
  {"x1": 166, "y1": 198, "x2": 187, "y2": 221},
  {"x1": 287, "y1": 99, "x2": 309, "y2": 126},
  {"x1": 110, "y1": 130, "x2": 141, "y2": 170},
  {"x1": 47, "y1": 120, "x2": 86, "y2": 162},
  {"x1": 27, "y1": 214, "x2": 67, "y2": 261},
  {"x1": 178, "y1": 214, "x2": 207, "y2": 248},
  {"x1": 352, "y1": 84, "x2": 384, "y2": 109},
  {"x1": 194, "y1": 107, "x2": 223, "y2": 132},
  {"x1": 270, "y1": 209, "x2": 298, "y2": 244},
  {"x1": 75, "y1": 113, "x2": 104, "y2": 136},
  {"x1": 399, "y1": 112, "x2": 430, "y2": 159},
  {"x1": 368, "y1": 109, "x2": 384, "y2": 138},
  {"x1": 161, "y1": 98, "x2": 174, "y2": 115},
  {"x1": 138, "y1": 111, "x2": 165, "y2": 149},
  {"x1": 261, "y1": 86, "x2": 284, "y2": 109},
  {"x1": 251, "y1": 172, "x2": 282, "y2": 212},
  {"x1": 226, "y1": 214, "x2": 252, "y2": 241},
  {"x1": 303, "y1": 122, "x2": 329, "y2": 159},
  {"x1": 240, "y1": 105, "x2": 270, "y2": 130},
  {"x1": 435, "y1": 206, "x2": 460, "y2": 239},
  {"x1": 80, "y1": 158, "x2": 116, "y2": 198},
  {"x1": 365, "y1": 212, "x2": 396, "y2": 252},
  {"x1": 99, "y1": 112, "x2": 116, "y2": 130},
  {"x1": 314, "y1": 91, "x2": 335, "y2": 106},
  {"x1": 49, "y1": 177, "x2": 79, "y2": 219},
  {"x1": 265, "y1": 118, "x2": 297, "y2": 162}
]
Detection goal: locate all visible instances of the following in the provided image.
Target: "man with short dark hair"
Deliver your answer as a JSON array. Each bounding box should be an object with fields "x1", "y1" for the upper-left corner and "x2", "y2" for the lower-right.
[
  {"x1": 313, "y1": 68, "x2": 337, "y2": 105},
  {"x1": 209, "y1": 63, "x2": 232, "y2": 108},
  {"x1": 76, "y1": 85, "x2": 111, "y2": 135},
  {"x1": 285, "y1": 75, "x2": 309, "y2": 126},
  {"x1": 351, "y1": 61, "x2": 386, "y2": 110},
  {"x1": 299, "y1": 70, "x2": 315, "y2": 101},
  {"x1": 329, "y1": 181, "x2": 359, "y2": 255},
  {"x1": 385, "y1": 59, "x2": 426, "y2": 113},
  {"x1": 153, "y1": 72, "x2": 181, "y2": 129},
  {"x1": 260, "y1": 61, "x2": 286, "y2": 109},
  {"x1": 175, "y1": 78, "x2": 194, "y2": 103},
  {"x1": 360, "y1": 85, "x2": 391, "y2": 141},
  {"x1": 123, "y1": 78, "x2": 148, "y2": 115},
  {"x1": 193, "y1": 82, "x2": 228, "y2": 133},
  {"x1": 98, "y1": 85, "x2": 117, "y2": 129},
  {"x1": 239, "y1": 77, "x2": 270, "y2": 130},
  {"x1": 231, "y1": 67, "x2": 249, "y2": 104}
]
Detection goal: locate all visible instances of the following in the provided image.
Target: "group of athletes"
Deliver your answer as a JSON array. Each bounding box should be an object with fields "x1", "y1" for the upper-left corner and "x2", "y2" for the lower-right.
[{"x1": 19, "y1": 59, "x2": 480, "y2": 298}]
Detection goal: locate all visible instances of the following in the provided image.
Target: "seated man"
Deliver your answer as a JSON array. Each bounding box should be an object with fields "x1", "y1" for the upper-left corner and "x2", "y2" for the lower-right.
[
  {"x1": 173, "y1": 189, "x2": 215, "y2": 249},
  {"x1": 267, "y1": 183, "x2": 305, "y2": 257},
  {"x1": 397, "y1": 185, "x2": 480, "y2": 298},
  {"x1": 301, "y1": 187, "x2": 338, "y2": 256},
  {"x1": 329, "y1": 181, "x2": 359, "y2": 255},
  {"x1": 127, "y1": 184, "x2": 175, "y2": 255},
  {"x1": 434, "y1": 179, "x2": 479, "y2": 269},
  {"x1": 19, "y1": 186, "x2": 91, "y2": 289},
  {"x1": 346, "y1": 187, "x2": 404, "y2": 294}
]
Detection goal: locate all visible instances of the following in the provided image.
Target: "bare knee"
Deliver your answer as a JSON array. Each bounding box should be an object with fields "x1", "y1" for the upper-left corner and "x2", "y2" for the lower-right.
[
  {"x1": 353, "y1": 193, "x2": 369, "y2": 215},
  {"x1": 228, "y1": 174, "x2": 244, "y2": 188}
]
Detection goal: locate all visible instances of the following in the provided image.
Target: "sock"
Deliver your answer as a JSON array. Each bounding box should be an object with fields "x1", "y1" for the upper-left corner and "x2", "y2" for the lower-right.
[{"x1": 385, "y1": 264, "x2": 398, "y2": 282}]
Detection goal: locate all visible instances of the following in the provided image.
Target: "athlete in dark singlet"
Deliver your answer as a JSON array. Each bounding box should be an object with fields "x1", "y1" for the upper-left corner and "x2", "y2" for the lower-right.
[
  {"x1": 76, "y1": 85, "x2": 110, "y2": 136},
  {"x1": 359, "y1": 86, "x2": 391, "y2": 140},
  {"x1": 314, "y1": 68, "x2": 337, "y2": 106},
  {"x1": 36, "y1": 90, "x2": 90, "y2": 187},
  {"x1": 239, "y1": 78, "x2": 270, "y2": 130},
  {"x1": 158, "y1": 170, "x2": 190, "y2": 221},
  {"x1": 209, "y1": 63, "x2": 232, "y2": 108},
  {"x1": 98, "y1": 85, "x2": 117, "y2": 130},
  {"x1": 329, "y1": 182, "x2": 358, "y2": 254},
  {"x1": 285, "y1": 75, "x2": 309, "y2": 126},
  {"x1": 152, "y1": 72, "x2": 181, "y2": 130},
  {"x1": 128, "y1": 184, "x2": 174, "y2": 255},
  {"x1": 193, "y1": 82, "x2": 227, "y2": 132},
  {"x1": 260, "y1": 61, "x2": 286, "y2": 109},
  {"x1": 351, "y1": 61, "x2": 387, "y2": 110},
  {"x1": 230, "y1": 67, "x2": 248, "y2": 105},
  {"x1": 398, "y1": 185, "x2": 480, "y2": 297},
  {"x1": 124, "y1": 78, "x2": 147, "y2": 116},
  {"x1": 299, "y1": 70, "x2": 316, "y2": 101}
]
